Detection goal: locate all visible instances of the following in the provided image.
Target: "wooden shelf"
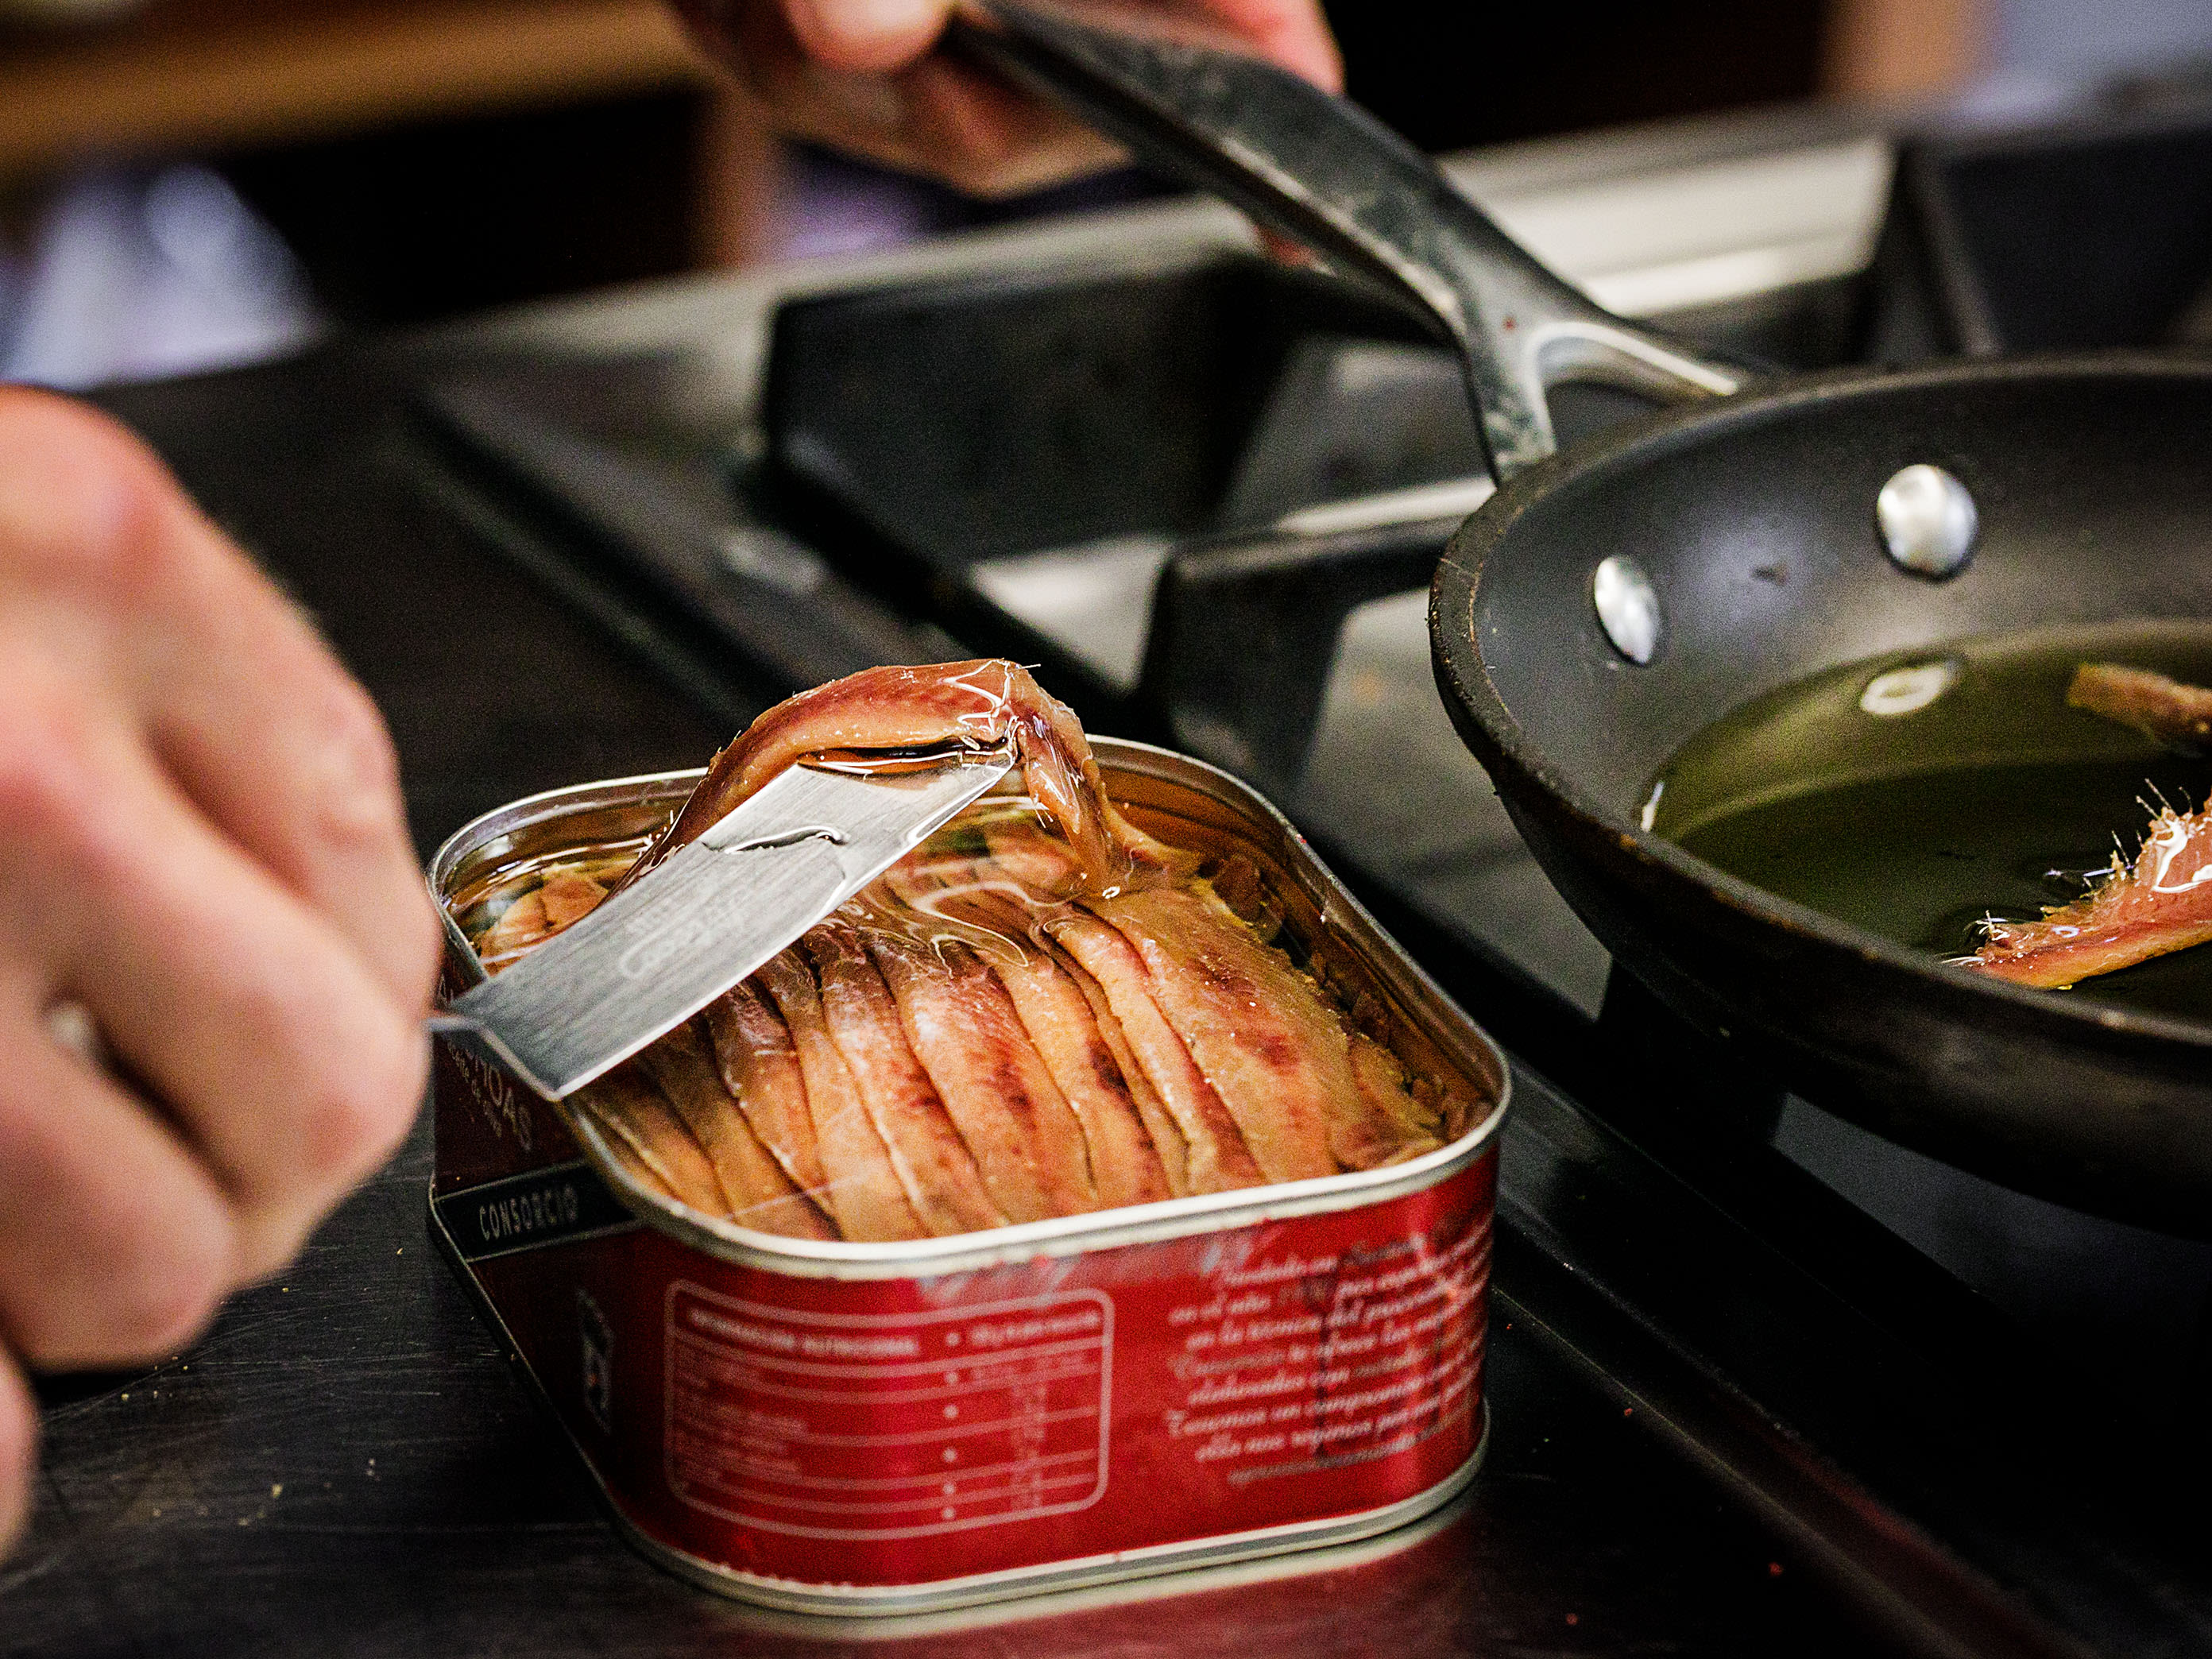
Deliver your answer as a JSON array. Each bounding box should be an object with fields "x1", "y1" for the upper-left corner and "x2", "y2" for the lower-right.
[{"x1": 0, "y1": 0, "x2": 717, "y2": 183}]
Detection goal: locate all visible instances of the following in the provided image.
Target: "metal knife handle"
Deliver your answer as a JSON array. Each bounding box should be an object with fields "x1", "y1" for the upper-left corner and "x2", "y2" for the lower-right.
[{"x1": 946, "y1": 0, "x2": 1742, "y2": 478}]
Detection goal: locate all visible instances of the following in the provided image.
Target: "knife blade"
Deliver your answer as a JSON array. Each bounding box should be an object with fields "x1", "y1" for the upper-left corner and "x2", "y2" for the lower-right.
[{"x1": 431, "y1": 749, "x2": 1016, "y2": 1100}]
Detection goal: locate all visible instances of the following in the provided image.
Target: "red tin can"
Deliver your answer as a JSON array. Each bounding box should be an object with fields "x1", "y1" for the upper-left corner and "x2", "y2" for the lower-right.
[{"x1": 427, "y1": 740, "x2": 1510, "y2": 1615}]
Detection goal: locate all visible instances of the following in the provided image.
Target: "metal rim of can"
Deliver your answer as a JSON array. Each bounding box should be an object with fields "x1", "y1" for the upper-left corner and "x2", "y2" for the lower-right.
[{"x1": 427, "y1": 738, "x2": 1514, "y2": 1282}]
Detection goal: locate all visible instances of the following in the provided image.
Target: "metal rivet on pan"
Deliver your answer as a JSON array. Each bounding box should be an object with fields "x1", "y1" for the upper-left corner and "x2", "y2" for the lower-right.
[
  {"x1": 1592, "y1": 555, "x2": 1661, "y2": 664},
  {"x1": 1876, "y1": 464, "x2": 1978, "y2": 578},
  {"x1": 1859, "y1": 659, "x2": 1960, "y2": 717}
]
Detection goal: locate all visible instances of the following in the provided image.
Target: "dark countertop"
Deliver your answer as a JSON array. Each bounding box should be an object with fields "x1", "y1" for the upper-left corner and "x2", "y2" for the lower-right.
[{"x1": 0, "y1": 341, "x2": 1868, "y2": 1655}]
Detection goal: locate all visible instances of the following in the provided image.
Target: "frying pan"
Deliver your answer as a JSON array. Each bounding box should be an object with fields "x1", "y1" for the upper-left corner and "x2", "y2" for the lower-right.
[{"x1": 951, "y1": 2, "x2": 2212, "y2": 1232}]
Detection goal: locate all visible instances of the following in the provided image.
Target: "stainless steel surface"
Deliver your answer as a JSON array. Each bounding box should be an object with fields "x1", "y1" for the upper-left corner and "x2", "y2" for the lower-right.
[
  {"x1": 1877, "y1": 463, "x2": 1981, "y2": 578},
  {"x1": 442, "y1": 106, "x2": 1891, "y2": 386},
  {"x1": 430, "y1": 751, "x2": 1015, "y2": 1100},
  {"x1": 423, "y1": 105, "x2": 1888, "y2": 725},
  {"x1": 950, "y1": 0, "x2": 1742, "y2": 478},
  {"x1": 1277, "y1": 477, "x2": 1497, "y2": 538},
  {"x1": 1294, "y1": 591, "x2": 1615, "y2": 1017}
]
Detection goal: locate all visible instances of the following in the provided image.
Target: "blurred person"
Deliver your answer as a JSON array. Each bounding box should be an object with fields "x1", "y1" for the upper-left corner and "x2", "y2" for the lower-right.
[{"x1": 0, "y1": 0, "x2": 1337, "y2": 1559}]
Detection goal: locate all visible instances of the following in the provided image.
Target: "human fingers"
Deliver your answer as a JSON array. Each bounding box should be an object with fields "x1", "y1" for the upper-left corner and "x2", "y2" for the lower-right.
[
  {"x1": 0, "y1": 988, "x2": 239, "y2": 1370},
  {"x1": 141, "y1": 525, "x2": 439, "y2": 1019},
  {"x1": 0, "y1": 1352, "x2": 33, "y2": 1555},
  {"x1": 875, "y1": 0, "x2": 1341, "y2": 196},
  {"x1": 688, "y1": 0, "x2": 1340, "y2": 86},
  {"x1": 1193, "y1": 0, "x2": 1342, "y2": 91},
  {"x1": 675, "y1": 0, "x2": 948, "y2": 79},
  {"x1": 0, "y1": 391, "x2": 439, "y2": 1019},
  {"x1": 682, "y1": 0, "x2": 1342, "y2": 197},
  {"x1": 704, "y1": 0, "x2": 1119, "y2": 195},
  {"x1": 896, "y1": 51, "x2": 1124, "y2": 196},
  {"x1": 0, "y1": 675, "x2": 425, "y2": 1280},
  {"x1": 781, "y1": 0, "x2": 949, "y2": 74}
]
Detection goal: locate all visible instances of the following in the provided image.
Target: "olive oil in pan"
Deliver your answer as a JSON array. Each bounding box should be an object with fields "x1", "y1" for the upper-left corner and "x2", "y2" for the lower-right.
[{"x1": 1647, "y1": 621, "x2": 2212, "y2": 1020}]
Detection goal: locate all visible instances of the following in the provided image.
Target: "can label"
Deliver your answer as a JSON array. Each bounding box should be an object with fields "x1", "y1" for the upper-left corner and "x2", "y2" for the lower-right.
[
  {"x1": 1162, "y1": 1225, "x2": 1487, "y2": 1486},
  {"x1": 665, "y1": 1286, "x2": 1112, "y2": 1539},
  {"x1": 450, "y1": 1152, "x2": 1492, "y2": 1595},
  {"x1": 442, "y1": 1161, "x2": 639, "y2": 1262}
]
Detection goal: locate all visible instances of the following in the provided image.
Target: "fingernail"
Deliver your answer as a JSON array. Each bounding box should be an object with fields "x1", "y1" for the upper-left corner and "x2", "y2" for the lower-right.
[{"x1": 788, "y1": 0, "x2": 944, "y2": 60}]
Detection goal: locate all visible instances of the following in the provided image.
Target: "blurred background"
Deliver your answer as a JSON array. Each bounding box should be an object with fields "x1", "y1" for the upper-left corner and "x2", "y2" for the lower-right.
[{"x1": 0, "y1": 0, "x2": 2208, "y2": 389}]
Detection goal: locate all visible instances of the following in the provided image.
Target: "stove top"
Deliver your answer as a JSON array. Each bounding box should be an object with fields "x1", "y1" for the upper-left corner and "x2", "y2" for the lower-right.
[{"x1": 406, "y1": 101, "x2": 2212, "y2": 1656}]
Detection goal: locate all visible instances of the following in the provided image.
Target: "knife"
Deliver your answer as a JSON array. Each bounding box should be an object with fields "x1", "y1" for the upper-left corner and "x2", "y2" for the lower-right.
[{"x1": 430, "y1": 748, "x2": 1016, "y2": 1100}]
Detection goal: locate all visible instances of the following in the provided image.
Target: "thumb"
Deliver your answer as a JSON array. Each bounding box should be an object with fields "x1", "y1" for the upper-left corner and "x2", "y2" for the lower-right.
[{"x1": 782, "y1": 0, "x2": 951, "y2": 73}]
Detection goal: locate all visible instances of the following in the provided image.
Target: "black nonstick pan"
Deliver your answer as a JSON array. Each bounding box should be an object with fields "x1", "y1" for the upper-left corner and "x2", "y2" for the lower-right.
[{"x1": 953, "y1": 2, "x2": 2212, "y2": 1231}]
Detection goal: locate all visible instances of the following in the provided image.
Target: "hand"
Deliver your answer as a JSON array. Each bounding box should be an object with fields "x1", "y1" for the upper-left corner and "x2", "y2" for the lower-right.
[
  {"x1": 675, "y1": 0, "x2": 1341, "y2": 196},
  {"x1": 0, "y1": 389, "x2": 439, "y2": 1548}
]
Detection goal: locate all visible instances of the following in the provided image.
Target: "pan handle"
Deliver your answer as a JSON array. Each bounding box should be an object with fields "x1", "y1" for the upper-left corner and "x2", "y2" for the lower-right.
[{"x1": 947, "y1": 0, "x2": 1744, "y2": 480}]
